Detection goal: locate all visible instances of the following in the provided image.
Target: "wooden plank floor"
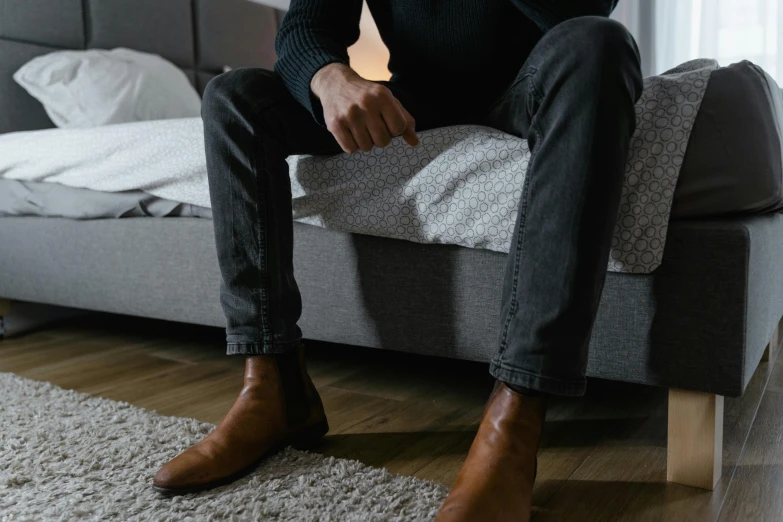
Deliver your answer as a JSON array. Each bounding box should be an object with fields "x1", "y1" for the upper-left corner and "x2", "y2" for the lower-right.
[{"x1": 1, "y1": 311, "x2": 780, "y2": 521}]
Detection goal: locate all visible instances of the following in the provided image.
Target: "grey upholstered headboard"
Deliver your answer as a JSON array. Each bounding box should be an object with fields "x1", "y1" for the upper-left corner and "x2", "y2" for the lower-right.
[{"x1": 0, "y1": 0, "x2": 284, "y2": 134}]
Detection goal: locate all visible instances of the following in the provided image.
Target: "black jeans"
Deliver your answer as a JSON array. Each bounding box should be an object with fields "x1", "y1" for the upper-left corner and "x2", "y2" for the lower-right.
[{"x1": 203, "y1": 16, "x2": 643, "y2": 396}]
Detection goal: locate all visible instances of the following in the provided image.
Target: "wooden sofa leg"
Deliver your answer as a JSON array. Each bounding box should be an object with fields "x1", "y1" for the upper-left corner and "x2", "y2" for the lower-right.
[
  {"x1": 0, "y1": 299, "x2": 11, "y2": 340},
  {"x1": 667, "y1": 388, "x2": 724, "y2": 490}
]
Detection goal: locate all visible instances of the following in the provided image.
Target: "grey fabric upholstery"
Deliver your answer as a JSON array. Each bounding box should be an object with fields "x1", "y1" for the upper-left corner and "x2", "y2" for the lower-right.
[
  {"x1": 591, "y1": 216, "x2": 783, "y2": 396},
  {"x1": 1, "y1": 215, "x2": 781, "y2": 397},
  {"x1": 193, "y1": 0, "x2": 279, "y2": 92},
  {"x1": 195, "y1": 0, "x2": 278, "y2": 72},
  {"x1": 87, "y1": 0, "x2": 195, "y2": 67},
  {"x1": 196, "y1": 72, "x2": 218, "y2": 95},
  {"x1": 743, "y1": 214, "x2": 783, "y2": 385},
  {"x1": 0, "y1": 0, "x2": 282, "y2": 133},
  {"x1": 0, "y1": 0, "x2": 85, "y2": 48}
]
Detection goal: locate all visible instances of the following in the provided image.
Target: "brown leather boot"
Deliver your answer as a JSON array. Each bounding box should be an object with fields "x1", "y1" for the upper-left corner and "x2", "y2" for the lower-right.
[
  {"x1": 435, "y1": 382, "x2": 546, "y2": 522},
  {"x1": 152, "y1": 344, "x2": 328, "y2": 494}
]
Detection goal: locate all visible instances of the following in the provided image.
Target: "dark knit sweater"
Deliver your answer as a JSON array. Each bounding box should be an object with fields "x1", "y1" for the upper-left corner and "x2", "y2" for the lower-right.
[{"x1": 274, "y1": 0, "x2": 619, "y2": 122}]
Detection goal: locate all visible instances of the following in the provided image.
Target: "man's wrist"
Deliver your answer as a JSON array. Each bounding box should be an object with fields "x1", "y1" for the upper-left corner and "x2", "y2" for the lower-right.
[{"x1": 311, "y1": 63, "x2": 355, "y2": 99}]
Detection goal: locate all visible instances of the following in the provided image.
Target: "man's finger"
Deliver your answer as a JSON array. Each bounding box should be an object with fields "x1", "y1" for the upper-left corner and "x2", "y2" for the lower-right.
[
  {"x1": 332, "y1": 124, "x2": 360, "y2": 154},
  {"x1": 380, "y1": 100, "x2": 408, "y2": 138},
  {"x1": 397, "y1": 103, "x2": 419, "y2": 147},
  {"x1": 350, "y1": 123, "x2": 375, "y2": 152},
  {"x1": 366, "y1": 112, "x2": 393, "y2": 148}
]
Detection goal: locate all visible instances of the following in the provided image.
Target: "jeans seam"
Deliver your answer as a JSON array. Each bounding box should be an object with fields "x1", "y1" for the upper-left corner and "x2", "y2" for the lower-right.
[
  {"x1": 491, "y1": 361, "x2": 581, "y2": 384},
  {"x1": 251, "y1": 130, "x2": 273, "y2": 343},
  {"x1": 490, "y1": 361, "x2": 585, "y2": 393},
  {"x1": 497, "y1": 95, "x2": 543, "y2": 356},
  {"x1": 487, "y1": 67, "x2": 538, "y2": 114},
  {"x1": 226, "y1": 338, "x2": 302, "y2": 355},
  {"x1": 226, "y1": 339, "x2": 299, "y2": 348},
  {"x1": 527, "y1": 74, "x2": 546, "y2": 108}
]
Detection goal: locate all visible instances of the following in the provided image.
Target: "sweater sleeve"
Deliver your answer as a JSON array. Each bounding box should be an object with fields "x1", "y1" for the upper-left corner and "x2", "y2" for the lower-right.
[{"x1": 274, "y1": 0, "x2": 363, "y2": 124}]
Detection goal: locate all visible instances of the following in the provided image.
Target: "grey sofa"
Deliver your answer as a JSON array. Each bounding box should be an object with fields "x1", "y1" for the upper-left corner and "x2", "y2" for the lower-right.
[{"x1": 2, "y1": 0, "x2": 783, "y2": 491}]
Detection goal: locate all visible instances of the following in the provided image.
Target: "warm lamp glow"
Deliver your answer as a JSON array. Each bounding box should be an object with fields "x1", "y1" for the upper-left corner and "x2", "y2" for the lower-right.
[
  {"x1": 347, "y1": 2, "x2": 391, "y2": 81},
  {"x1": 250, "y1": 0, "x2": 390, "y2": 80}
]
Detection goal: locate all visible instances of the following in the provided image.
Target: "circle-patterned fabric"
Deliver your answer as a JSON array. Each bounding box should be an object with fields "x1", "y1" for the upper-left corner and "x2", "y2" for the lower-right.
[
  {"x1": 290, "y1": 59, "x2": 718, "y2": 274},
  {"x1": 290, "y1": 127, "x2": 528, "y2": 253}
]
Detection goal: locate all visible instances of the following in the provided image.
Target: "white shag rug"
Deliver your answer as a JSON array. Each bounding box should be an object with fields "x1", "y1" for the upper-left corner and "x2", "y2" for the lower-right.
[{"x1": 0, "y1": 373, "x2": 448, "y2": 521}]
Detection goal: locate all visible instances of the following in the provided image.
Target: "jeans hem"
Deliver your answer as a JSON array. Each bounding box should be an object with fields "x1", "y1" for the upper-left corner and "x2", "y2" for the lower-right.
[
  {"x1": 489, "y1": 360, "x2": 586, "y2": 397},
  {"x1": 226, "y1": 338, "x2": 302, "y2": 356}
]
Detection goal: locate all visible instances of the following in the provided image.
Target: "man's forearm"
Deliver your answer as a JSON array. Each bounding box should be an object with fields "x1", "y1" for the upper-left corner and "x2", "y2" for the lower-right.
[{"x1": 311, "y1": 63, "x2": 358, "y2": 100}]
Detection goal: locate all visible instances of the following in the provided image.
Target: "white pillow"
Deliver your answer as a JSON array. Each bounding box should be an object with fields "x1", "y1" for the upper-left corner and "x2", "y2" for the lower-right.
[{"x1": 13, "y1": 48, "x2": 201, "y2": 128}]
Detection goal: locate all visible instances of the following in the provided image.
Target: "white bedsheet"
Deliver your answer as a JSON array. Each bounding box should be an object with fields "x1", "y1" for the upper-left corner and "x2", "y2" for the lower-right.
[{"x1": 0, "y1": 60, "x2": 717, "y2": 273}]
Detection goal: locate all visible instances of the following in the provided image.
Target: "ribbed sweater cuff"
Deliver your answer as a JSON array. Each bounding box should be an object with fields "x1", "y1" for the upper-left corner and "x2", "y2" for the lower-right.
[{"x1": 276, "y1": 51, "x2": 349, "y2": 126}]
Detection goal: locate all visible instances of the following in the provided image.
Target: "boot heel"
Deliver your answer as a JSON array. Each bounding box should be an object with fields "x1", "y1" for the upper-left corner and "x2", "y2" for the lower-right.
[{"x1": 291, "y1": 418, "x2": 329, "y2": 450}]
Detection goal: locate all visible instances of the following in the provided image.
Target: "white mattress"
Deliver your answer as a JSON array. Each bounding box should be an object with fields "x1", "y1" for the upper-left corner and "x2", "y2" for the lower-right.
[{"x1": 0, "y1": 60, "x2": 718, "y2": 274}]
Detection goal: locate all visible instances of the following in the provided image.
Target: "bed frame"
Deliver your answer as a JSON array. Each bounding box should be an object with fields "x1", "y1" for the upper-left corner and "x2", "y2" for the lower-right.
[{"x1": 3, "y1": 0, "x2": 783, "y2": 491}]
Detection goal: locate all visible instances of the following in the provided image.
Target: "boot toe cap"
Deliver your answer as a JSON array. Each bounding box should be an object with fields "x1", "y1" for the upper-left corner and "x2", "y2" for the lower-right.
[{"x1": 152, "y1": 452, "x2": 212, "y2": 491}]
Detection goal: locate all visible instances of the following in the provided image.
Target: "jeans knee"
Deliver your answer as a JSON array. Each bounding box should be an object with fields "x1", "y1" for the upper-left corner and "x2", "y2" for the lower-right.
[
  {"x1": 539, "y1": 17, "x2": 642, "y2": 103},
  {"x1": 201, "y1": 68, "x2": 284, "y2": 122},
  {"x1": 560, "y1": 17, "x2": 636, "y2": 56},
  {"x1": 202, "y1": 70, "x2": 240, "y2": 121}
]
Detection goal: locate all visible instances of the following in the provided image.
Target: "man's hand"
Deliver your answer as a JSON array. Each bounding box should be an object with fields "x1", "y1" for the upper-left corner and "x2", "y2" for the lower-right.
[{"x1": 311, "y1": 63, "x2": 419, "y2": 154}]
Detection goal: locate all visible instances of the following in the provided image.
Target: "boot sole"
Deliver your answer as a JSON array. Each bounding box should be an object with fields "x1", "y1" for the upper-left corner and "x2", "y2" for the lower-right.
[{"x1": 151, "y1": 418, "x2": 330, "y2": 496}]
